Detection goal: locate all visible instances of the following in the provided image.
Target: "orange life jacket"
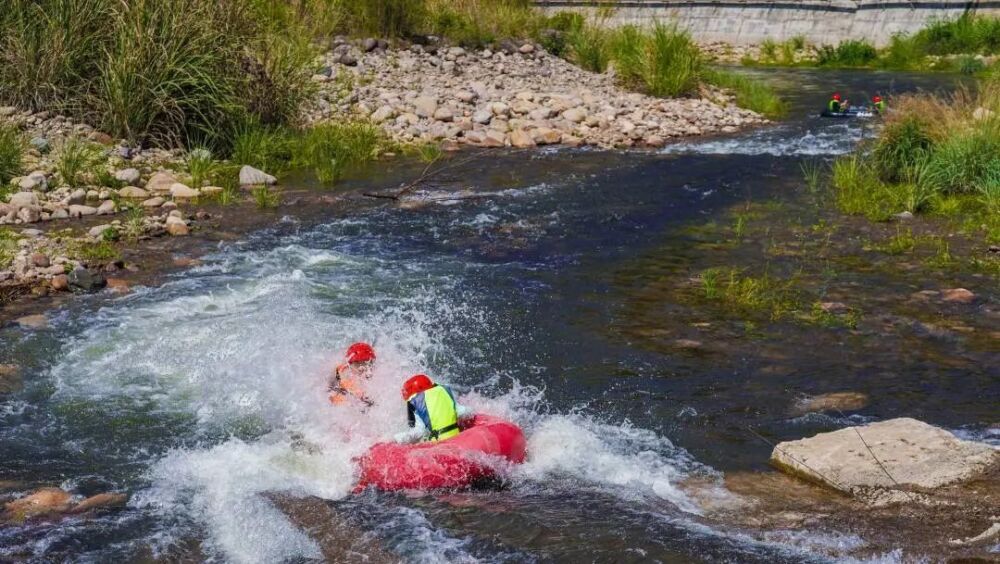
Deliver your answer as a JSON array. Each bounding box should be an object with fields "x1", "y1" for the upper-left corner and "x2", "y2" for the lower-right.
[{"x1": 329, "y1": 364, "x2": 368, "y2": 405}]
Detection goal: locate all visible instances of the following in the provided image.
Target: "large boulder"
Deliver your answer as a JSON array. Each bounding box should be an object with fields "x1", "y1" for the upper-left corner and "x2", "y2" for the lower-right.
[{"x1": 771, "y1": 418, "x2": 999, "y2": 503}]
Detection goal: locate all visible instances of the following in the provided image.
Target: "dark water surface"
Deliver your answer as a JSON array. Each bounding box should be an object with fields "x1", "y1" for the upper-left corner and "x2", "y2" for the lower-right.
[{"x1": 1, "y1": 69, "x2": 995, "y2": 563}]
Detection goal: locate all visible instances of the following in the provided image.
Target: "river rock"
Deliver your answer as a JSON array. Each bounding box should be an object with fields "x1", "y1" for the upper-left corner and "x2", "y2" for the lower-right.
[
  {"x1": 145, "y1": 171, "x2": 178, "y2": 194},
  {"x1": 119, "y1": 186, "x2": 148, "y2": 199},
  {"x1": 200, "y1": 186, "x2": 223, "y2": 196},
  {"x1": 3, "y1": 488, "x2": 73, "y2": 520},
  {"x1": 8, "y1": 192, "x2": 39, "y2": 211},
  {"x1": 472, "y1": 110, "x2": 492, "y2": 125},
  {"x1": 30, "y1": 253, "x2": 49, "y2": 268},
  {"x1": 413, "y1": 96, "x2": 438, "y2": 118},
  {"x1": 370, "y1": 105, "x2": 395, "y2": 122},
  {"x1": 105, "y1": 278, "x2": 130, "y2": 294},
  {"x1": 17, "y1": 206, "x2": 41, "y2": 223},
  {"x1": 0, "y1": 364, "x2": 21, "y2": 393},
  {"x1": 68, "y1": 492, "x2": 128, "y2": 514},
  {"x1": 165, "y1": 216, "x2": 189, "y2": 236},
  {"x1": 14, "y1": 314, "x2": 47, "y2": 329},
  {"x1": 67, "y1": 267, "x2": 106, "y2": 292},
  {"x1": 66, "y1": 189, "x2": 86, "y2": 206},
  {"x1": 941, "y1": 288, "x2": 975, "y2": 304},
  {"x1": 791, "y1": 392, "x2": 869, "y2": 415},
  {"x1": 49, "y1": 207, "x2": 68, "y2": 219},
  {"x1": 29, "y1": 137, "x2": 50, "y2": 153},
  {"x1": 239, "y1": 165, "x2": 276, "y2": 186},
  {"x1": 18, "y1": 172, "x2": 47, "y2": 192},
  {"x1": 88, "y1": 224, "x2": 113, "y2": 239},
  {"x1": 50, "y1": 274, "x2": 69, "y2": 291},
  {"x1": 115, "y1": 168, "x2": 141, "y2": 184},
  {"x1": 771, "y1": 418, "x2": 1000, "y2": 504},
  {"x1": 142, "y1": 197, "x2": 165, "y2": 208},
  {"x1": 68, "y1": 205, "x2": 98, "y2": 218},
  {"x1": 169, "y1": 183, "x2": 200, "y2": 199},
  {"x1": 96, "y1": 200, "x2": 116, "y2": 215},
  {"x1": 509, "y1": 129, "x2": 535, "y2": 148}
]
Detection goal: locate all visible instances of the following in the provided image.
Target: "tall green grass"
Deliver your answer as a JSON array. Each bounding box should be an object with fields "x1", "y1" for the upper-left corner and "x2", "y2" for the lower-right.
[
  {"x1": 294, "y1": 122, "x2": 385, "y2": 183},
  {"x1": 816, "y1": 39, "x2": 878, "y2": 67},
  {"x1": 0, "y1": 125, "x2": 24, "y2": 185},
  {"x1": 703, "y1": 69, "x2": 787, "y2": 119},
  {"x1": 610, "y1": 23, "x2": 702, "y2": 97},
  {"x1": 0, "y1": 0, "x2": 320, "y2": 151},
  {"x1": 834, "y1": 81, "x2": 1000, "y2": 219}
]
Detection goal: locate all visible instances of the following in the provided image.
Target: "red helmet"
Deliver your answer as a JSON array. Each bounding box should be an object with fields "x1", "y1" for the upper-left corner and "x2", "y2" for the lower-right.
[
  {"x1": 873, "y1": 95, "x2": 882, "y2": 102},
  {"x1": 402, "y1": 374, "x2": 434, "y2": 400},
  {"x1": 832, "y1": 93, "x2": 842, "y2": 101},
  {"x1": 345, "y1": 342, "x2": 376, "y2": 364}
]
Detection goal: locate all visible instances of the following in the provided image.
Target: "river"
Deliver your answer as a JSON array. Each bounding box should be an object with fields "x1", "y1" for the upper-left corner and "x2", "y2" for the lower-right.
[{"x1": 1, "y1": 69, "x2": 995, "y2": 563}]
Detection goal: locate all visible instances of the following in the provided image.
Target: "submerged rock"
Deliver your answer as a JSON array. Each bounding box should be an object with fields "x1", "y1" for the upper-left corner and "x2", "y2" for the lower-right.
[
  {"x1": 941, "y1": 288, "x2": 976, "y2": 304},
  {"x1": 67, "y1": 267, "x2": 107, "y2": 292},
  {"x1": 3, "y1": 488, "x2": 73, "y2": 521},
  {"x1": 771, "y1": 418, "x2": 999, "y2": 504},
  {"x1": 791, "y1": 392, "x2": 869, "y2": 415},
  {"x1": 14, "y1": 314, "x2": 47, "y2": 330},
  {"x1": 0, "y1": 364, "x2": 21, "y2": 394}
]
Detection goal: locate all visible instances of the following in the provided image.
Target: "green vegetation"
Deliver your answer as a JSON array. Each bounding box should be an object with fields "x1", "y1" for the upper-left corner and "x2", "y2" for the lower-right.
[
  {"x1": 700, "y1": 266, "x2": 800, "y2": 321},
  {"x1": 71, "y1": 239, "x2": 120, "y2": 262},
  {"x1": 0, "y1": 228, "x2": 19, "y2": 268},
  {"x1": 252, "y1": 186, "x2": 280, "y2": 209},
  {"x1": 816, "y1": 39, "x2": 878, "y2": 68},
  {"x1": 703, "y1": 69, "x2": 786, "y2": 118},
  {"x1": 0, "y1": 0, "x2": 321, "y2": 150},
  {"x1": 294, "y1": 122, "x2": 386, "y2": 183},
  {"x1": 185, "y1": 148, "x2": 223, "y2": 188},
  {"x1": 0, "y1": 125, "x2": 24, "y2": 185},
  {"x1": 746, "y1": 14, "x2": 1000, "y2": 72},
  {"x1": 832, "y1": 82, "x2": 1000, "y2": 225},
  {"x1": 610, "y1": 23, "x2": 702, "y2": 97},
  {"x1": 55, "y1": 138, "x2": 102, "y2": 187}
]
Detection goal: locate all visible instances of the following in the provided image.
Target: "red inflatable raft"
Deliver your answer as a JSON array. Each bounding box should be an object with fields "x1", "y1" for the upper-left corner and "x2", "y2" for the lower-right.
[{"x1": 355, "y1": 414, "x2": 526, "y2": 492}]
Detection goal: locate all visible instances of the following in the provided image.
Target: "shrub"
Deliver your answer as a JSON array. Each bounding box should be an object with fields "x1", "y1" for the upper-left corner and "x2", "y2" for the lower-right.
[
  {"x1": 817, "y1": 39, "x2": 878, "y2": 67},
  {"x1": 871, "y1": 116, "x2": 935, "y2": 182},
  {"x1": 879, "y1": 34, "x2": 927, "y2": 70},
  {"x1": 0, "y1": 125, "x2": 24, "y2": 185}
]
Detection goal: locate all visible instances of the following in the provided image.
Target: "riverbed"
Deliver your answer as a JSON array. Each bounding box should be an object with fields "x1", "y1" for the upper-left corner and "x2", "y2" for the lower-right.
[{"x1": 1, "y1": 69, "x2": 996, "y2": 562}]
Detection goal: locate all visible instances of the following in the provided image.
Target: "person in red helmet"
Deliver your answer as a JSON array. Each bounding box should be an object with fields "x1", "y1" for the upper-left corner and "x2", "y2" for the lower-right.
[
  {"x1": 872, "y1": 95, "x2": 886, "y2": 114},
  {"x1": 328, "y1": 342, "x2": 376, "y2": 408},
  {"x1": 828, "y1": 92, "x2": 848, "y2": 113},
  {"x1": 393, "y1": 374, "x2": 473, "y2": 443}
]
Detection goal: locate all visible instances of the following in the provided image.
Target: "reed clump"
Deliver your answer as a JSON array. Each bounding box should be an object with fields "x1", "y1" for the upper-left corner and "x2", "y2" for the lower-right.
[{"x1": 833, "y1": 81, "x2": 1000, "y2": 224}]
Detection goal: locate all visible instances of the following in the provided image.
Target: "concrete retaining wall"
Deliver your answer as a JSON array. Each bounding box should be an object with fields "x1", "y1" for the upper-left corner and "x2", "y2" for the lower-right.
[{"x1": 535, "y1": 0, "x2": 1000, "y2": 46}]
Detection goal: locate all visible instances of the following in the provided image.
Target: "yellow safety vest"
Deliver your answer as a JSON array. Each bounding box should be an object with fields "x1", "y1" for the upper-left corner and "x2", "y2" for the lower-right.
[{"x1": 411, "y1": 385, "x2": 460, "y2": 441}]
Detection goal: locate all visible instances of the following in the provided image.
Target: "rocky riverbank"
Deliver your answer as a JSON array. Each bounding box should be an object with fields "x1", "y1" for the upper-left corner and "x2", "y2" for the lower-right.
[{"x1": 308, "y1": 38, "x2": 768, "y2": 148}]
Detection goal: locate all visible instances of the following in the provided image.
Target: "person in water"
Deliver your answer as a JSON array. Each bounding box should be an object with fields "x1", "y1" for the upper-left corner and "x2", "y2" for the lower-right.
[
  {"x1": 328, "y1": 342, "x2": 376, "y2": 407},
  {"x1": 393, "y1": 374, "x2": 473, "y2": 443},
  {"x1": 828, "y1": 93, "x2": 848, "y2": 113},
  {"x1": 872, "y1": 95, "x2": 886, "y2": 114}
]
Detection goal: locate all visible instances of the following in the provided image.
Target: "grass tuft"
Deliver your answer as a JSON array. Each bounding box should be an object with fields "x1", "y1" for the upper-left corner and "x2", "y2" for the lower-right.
[
  {"x1": 55, "y1": 138, "x2": 101, "y2": 187},
  {"x1": 0, "y1": 125, "x2": 25, "y2": 185}
]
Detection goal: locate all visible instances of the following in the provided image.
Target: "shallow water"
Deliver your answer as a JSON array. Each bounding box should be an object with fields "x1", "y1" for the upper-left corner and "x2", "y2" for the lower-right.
[{"x1": 1, "y1": 69, "x2": 994, "y2": 562}]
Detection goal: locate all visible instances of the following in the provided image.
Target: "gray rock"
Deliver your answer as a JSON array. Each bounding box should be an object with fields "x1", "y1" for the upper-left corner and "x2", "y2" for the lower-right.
[
  {"x1": 88, "y1": 224, "x2": 113, "y2": 238},
  {"x1": 145, "y1": 171, "x2": 178, "y2": 195},
  {"x1": 472, "y1": 110, "x2": 492, "y2": 125},
  {"x1": 96, "y1": 200, "x2": 116, "y2": 215},
  {"x1": 114, "y1": 168, "x2": 141, "y2": 184},
  {"x1": 8, "y1": 192, "x2": 39, "y2": 210},
  {"x1": 68, "y1": 205, "x2": 98, "y2": 218},
  {"x1": 771, "y1": 418, "x2": 1000, "y2": 504},
  {"x1": 20, "y1": 228, "x2": 42, "y2": 238},
  {"x1": 141, "y1": 197, "x2": 165, "y2": 208},
  {"x1": 239, "y1": 166, "x2": 276, "y2": 186},
  {"x1": 67, "y1": 189, "x2": 87, "y2": 206},
  {"x1": 49, "y1": 208, "x2": 68, "y2": 219},
  {"x1": 413, "y1": 96, "x2": 438, "y2": 118},
  {"x1": 29, "y1": 137, "x2": 50, "y2": 153},
  {"x1": 169, "y1": 183, "x2": 200, "y2": 199},
  {"x1": 361, "y1": 38, "x2": 377, "y2": 52},
  {"x1": 370, "y1": 105, "x2": 395, "y2": 123},
  {"x1": 16, "y1": 206, "x2": 41, "y2": 223},
  {"x1": 433, "y1": 107, "x2": 454, "y2": 122},
  {"x1": 67, "y1": 267, "x2": 106, "y2": 292},
  {"x1": 118, "y1": 186, "x2": 149, "y2": 199}
]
